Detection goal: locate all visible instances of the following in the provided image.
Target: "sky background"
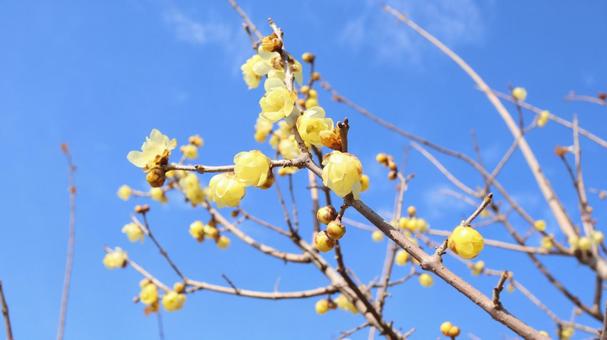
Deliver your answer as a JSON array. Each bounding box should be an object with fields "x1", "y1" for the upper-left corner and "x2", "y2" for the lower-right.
[{"x1": 1, "y1": 0, "x2": 606, "y2": 339}]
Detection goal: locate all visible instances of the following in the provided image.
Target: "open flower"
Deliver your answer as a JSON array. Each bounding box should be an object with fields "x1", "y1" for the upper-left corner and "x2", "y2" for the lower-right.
[
  {"x1": 122, "y1": 223, "x2": 144, "y2": 242},
  {"x1": 162, "y1": 291, "x2": 186, "y2": 312},
  {"x1": 139, "y1": 282, "x2": 158, "y2": 305},
  {"x1": 179, "y1": 173, "x2": 205, "y2": 206},
  {"x1": 448, "y1": 225, "x2": 484, "y2": 259},
  {"x1": 260, "y1": 81, "x2": 296, "y2": 122},
  {"x1": 240, "y1": 54, "x2": 264, "y2": 89},
  {"x1": 127, "y1": 129, "x2": 177, "y2": 169},
  {"x1": 296, "y1": 106, "x2": 334, "y2": 147},
  {"x1": 208, "y1": 173, "x2": 246, "y2": 208},
  {"x1": 234, "y1": 150, "x2": 271, "y2": 187},
  {"x1": 322, "y1": 151, "x2": 363, "y2": 198},
  {"x1": 103, "y1": 247, "x2": 127, "y2": 269}
]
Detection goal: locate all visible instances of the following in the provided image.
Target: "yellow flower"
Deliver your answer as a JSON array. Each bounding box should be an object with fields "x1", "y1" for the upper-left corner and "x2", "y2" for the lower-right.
[
  {"x1": 103, "y1": 247, "x2": 127, "y2": 269},
  {"x1": 395, "y1": 250, "x2": 409, "y2": 266},
  {"x1": 534, "y1": 220, "x2": 546, "y2": 232},
  {"x1": 117, "y1": 185, "x2": 132, "y2": 201},
  {"x1": 278, "y1": 135, "x2": 301, "y2": 160},
  {"x1": 189, "y1": 221, "x2": 205, "y2": 242},
  {"x1": 216, "y1": 235, "x2": 230, "y2": 249},
  {"x1": 260, "y1": 84, "x2": 296, "y2": 123},
  {"x1": 179, "y1": 173, "x2": 205, "y2": 206},
  {"x1": 578, "y1": 236, "x2": 592, "y2": 251},
  {"x1": 292, "y1": 60, "x2": 303, "y2": 84},
  {"x1": 208, "y1": 173, "x2": 246, "y2": 208},
  {"x1": 326, "y1": 221, "x2": 346, "y2": 240},
  {"x1": 240, "y1": 54, "x2": 274, "y2": 89},
  {"x1": 360, "y1": 174, "x2": 370, "y2": 192},
  {"x1": 315, "y1": 299, "x2": 329, "y2": 315},
  {"x1": 122, "y1": 223, "x2": 144, "y2": 242},
  {"x1": 234, "y1": 150, "x2": 271, "y2": 187},
  {"x1": 418, "y1": 273, "x2": 433, "y2": 287},
  {"x1": 440, "y1": 321, "x2": 453, "y2": 336},
  {"x1": 139, "y1": 282, "x2": 158, "y2": 305},
  {"x1": 541, "y1": 236, "x2": 553, "y2": 250},
  {"x1": 335, "y1": 294, "x2": 358, "y2": 314},
  {"x1": 296, "y1": 106, "x2": 333, "y2": 147},
  {"x1": 314, "y1": 231, "x2": 335, "y2": 252},
  {"x1": 537, "y1": 110, "x2": 550, "y2": 127},
  {"x1": 471, "y1": 260, "x2": 485, "y2": 275},
  {"x1": 127, "y1": 129, "x2": 177, "y2": 169},
  {"x1": 591, "y1": 231, "x2": 604, "y2": 243},
  {"x1": 180, "y1": 144, "x2": 198, "y2": 159},
  {"x1": 560, "y1": 327, "x2": 574, "y2": 340},
  {"x1": 371, "y1": 230, "x2": 384, "y2": 242},
  {"x1": 512, "y1": 87, "x2": 527, "y2": 101},
  {"x1": 203, "y1": 224, "x2": 219, "y2": 239},
  {"x1": 448, "y1": 225, "x2": 484, "y2": 259},
  {"x1": 304, "y1": 98, "x2": 319, "y2": 109},
  {"x1": 254, "y1": 116, "x2": 273, "y2": 143},
  {"x1": 322, "y1": 151, "x2": 363, "y2": 198},
  {"x1": 162, "y1": 291, "x2": 186, "y2": 312},
  {"x1": 149, "y1": 187, "x2": 167, "y2": 203}
]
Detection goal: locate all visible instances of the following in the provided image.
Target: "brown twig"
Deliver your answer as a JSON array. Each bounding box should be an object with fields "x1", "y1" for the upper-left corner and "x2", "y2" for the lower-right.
[
  {"x1": 492, "y1": 271, "x2": 510, "y2": 309},
  {"x1": 57, "y1": 144, "x2": 76, "y2": 340},
  {"x1": 0, "y1": 281, "x2": 14, "y2": 340}
]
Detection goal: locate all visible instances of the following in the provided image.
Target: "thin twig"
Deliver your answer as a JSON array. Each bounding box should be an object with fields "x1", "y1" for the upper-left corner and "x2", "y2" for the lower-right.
[
  {"x1": 0, "y1": 281, "x2": 14, "y2": 340},
  {"x1": 57, "y1": 144, "x2": 77, "y2": 340}
]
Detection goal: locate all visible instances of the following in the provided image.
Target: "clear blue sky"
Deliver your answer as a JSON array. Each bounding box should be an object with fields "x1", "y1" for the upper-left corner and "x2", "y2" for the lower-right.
[{"x1": 1, "y1": 1, "x2": 606, "y2": 339}]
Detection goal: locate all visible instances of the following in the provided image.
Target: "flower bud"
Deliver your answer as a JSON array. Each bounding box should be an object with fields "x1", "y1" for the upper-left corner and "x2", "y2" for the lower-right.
[
  {"x1": 139, "y1": 282, "x2": 158, "y2": 305},
  {"x1": 578, "y1": 236, "x2": 592, "y2": 251},
  {"x1": 261, "y1": 33, "x2": 282, "y2": 52},
  {"x1": 162, "y1": 291, "x2": 186, "y2": 312},
  {"x1": 316, "y1": 206, "x2": 337, "y2": 224},
  {"x1": 512, "y1": 87, "x2": 527, "y2": 101},
  {"x1": 315, "y1": 299, "x2": 329, "y2": 314},
  {"x1": 180, "y1": 144, "x2": 198, "y2": 159},
  {"x1": 326, "y1": 221, "x2": 346, "y2": 240},
  {"x1": 103, "y1": 247, "x2": 128, "y2": 269},
  {"x1": 122, "y1": 223, "x2": 144, "y2": 242},
  {"x1": 146, "y1": 167, "x2": 166, "y2": 187},
  {"x1": 395, "y1": 250, "x2": 409, "y2": 266},
  {"x1": 418, "y1": 273, "x2": 433, "y2": 287},
  {"x1": 314, "y1": 231, "x2": 335, "y2": 252},
  {"x1": 173, "y1": 282, "x2": 185, "y2": 294},
  {"x1": 188, "y1": 134, "x2": 204, "y2": 147},
  {"x1": 117, "y1": 185, "x2": 132, "y2": 201},
  {"x1": 311, "y1": 71, "x2": 321, "y2": 81},
  {"x1": 407, "y1": 205, "x2": 416, "y2": 217},
  {"x1": 533, "y1": 220, "x2": 546, "y2": 232},
  {"x1": 375, "y1": 153, "x2": 388, "y2": 164},
  {"x1": 440, "y1": 321, "x2": 453, "y2": 336},
  {"x1": 302, "y1": 52, "x2": 315, "y2": 63},
  {"x1": 448, "y1": 225, "x2": 484, "y2": 259},
  {"x1": 189, "y1": 221, "x2": 205, "y2": 242},
  {"x1": 360, "y1": 174, "x2": 370, "y2": 192},
  {"x1": 216, "y1": 235, "x2": 231, "y2": 249},
  {"x1": 371, "y1": 230, "x2": 384, "y2": 242}
]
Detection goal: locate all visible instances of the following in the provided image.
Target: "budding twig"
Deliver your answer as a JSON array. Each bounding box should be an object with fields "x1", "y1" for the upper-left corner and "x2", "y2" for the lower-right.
[{"x1": 492, "y1": 271, "x2": 510, "y2": 309}]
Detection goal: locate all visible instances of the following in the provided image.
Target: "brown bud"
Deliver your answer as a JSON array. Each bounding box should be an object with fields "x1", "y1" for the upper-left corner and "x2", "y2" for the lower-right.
[
  {"x1": 135, "y1": 204, "x2": 150, "y2": 214},
  {"x1": 261, "y1": 33, "x2": 282, "y2": 52},
  {"x1": 173, "y1": 282, "x2": 185, "y2": 293},
  {"x1": 388, "y1": 171, "x2": 397, "y2": 180},
  {"x1": 311, "y1": 72, "x2": 321, "y2": 81},
  {"x1": 230, "y1": 210, "x2": 240, "y2": 218},
  {"x1": 388, "y1": 161, "x2": 398, "y2": 171},
  {"x1": 302, "y1": 52, "x2": 315, "y2": 63},
  {"x1": 146, "y1": 167, "x2": 166, "y2": 187},
  {"x1": 598, "y1": 92, "x2": 607, "y2": 101},
  {"x1": 300, "y1": 85, "x2": 310, "y2": 94},
  {"x1": 316, "y1": 205, "x2": 337, "y2": 224},
  {"x1": 296, "y1": 99, "x2": 306, "y2": 108},
  {"x1": 188, "y1": 135, "x2": 204, "y2": 147},
  {"x1": 554, "y1": 146, "x2": 569, "y2": 157}
]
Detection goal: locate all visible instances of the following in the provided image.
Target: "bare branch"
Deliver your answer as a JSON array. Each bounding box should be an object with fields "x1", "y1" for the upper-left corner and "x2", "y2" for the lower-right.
[{"x1": 0, "y1": 281, "x2": 14, "y2": 340}]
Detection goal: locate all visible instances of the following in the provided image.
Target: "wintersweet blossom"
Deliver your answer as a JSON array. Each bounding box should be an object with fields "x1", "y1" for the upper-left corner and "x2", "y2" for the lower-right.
[
  {"x1": 162, "y1": 291, "x2": 186, "y2": 312},
  {"x1": 259, "y1": 83, "x2": 296, "y2": 123},
  {"x1": 234, "y1": 150, "x2": 271, "y2": 187},
  {"x1": 321, "y1": 151, "x2": 363, "y2": 198},
  {"x1": 117, "y1": 185, "x2": 132, "y2": 201},
  {"x1": 189, "y1": 221, "x2": 205, "y2": 242},
  {"x1": 512, "y1": 87, "x2": 527, "y2": 101},
  {"x1": 395, "y1": 250, "x2": 409, "y2": 266},
  {"x1": 103, "y1": 247, "x2": 127, "y2": 269},
  {"x1": 314, "y1": 231, "x2": 335, "y2": 252},
  {"x1": 315, "y1": 299, "x2": 329, "y2": 315},
  {"x1": 296, "y1": 106, "x2": 334, "y2": 147},
  {"x1": 537, "y1": 110, "x2": 550, "y2": 127},
  {"x1": 208, "y1": 173, "x2": 246, "y2": 208},
  {"x1": 127, "y1": 129, "x2": 176, "y2": 169},
  {"x1": 139, "y1": 282, "x2": 158, "y2": 305},
  {"x1": 122, "y1": 223, "x2": 144, "y2": 242},
  {"x1": 418, "y1": 273, "x2": 433, "y2": 287}
]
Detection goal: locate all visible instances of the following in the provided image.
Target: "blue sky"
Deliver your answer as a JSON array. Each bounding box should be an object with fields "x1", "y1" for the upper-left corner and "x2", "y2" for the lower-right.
[{"x1": 1, "y1": 0, "x2": 606, "y2": 339}]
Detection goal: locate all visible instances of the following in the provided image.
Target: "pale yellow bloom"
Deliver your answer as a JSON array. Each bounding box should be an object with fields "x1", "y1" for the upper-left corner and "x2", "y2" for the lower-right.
[
  {"x1": 541, "y1": 236, "x2": 553, "y2": 250},
  {"x1": 316, "y1": 206, "x2": 337, "y2": 225},
  {"x1": 179, "y1": 173, "x2": 205, "y2": 205},
  {"x1": 208, "y1": 173, "x2": 246, "y2": 208},
  {"x1": 139, "y1": 282, "x2": 158, "y2": 305},
  {"x1": 321, "y1": 151, "x2": 363, "y2": 198},
  {"x1": 180, "y1": 144, "x2": 198, "y2": 159},
  {"x1": 162, "y1": 291, "x2": 186, "y2": 312},
  {"x1": 254, "y1": 116, "x2": 273, "y2": 143},
  {"x1": 440, "y1": 322, "x2": 453, "y2": 336},
  {"x1": 149, "y1": 187, "x2": 167, "y2": 203},
  {"x1": 117, "y1": 185, "x2": 132, "y2": 201},
  {"x1": 471, "y1": 260, "x2": 485, "y2": 275},
  {"x1": 240, "y1": 54, "x2": 275, "y2": 89},
  {"x1": 103, "y1": 247, "x2": 127, "y2": 269},
  {"x1": 296, "y1": 106, "x2": 333, "y2": 147},
  {"x1": 537, "y1": 110, "x2": 550, "y2": 127},
  {"x1": 127, "y1": 129, "x2": 176, "y2": 168},
  {"x1": 418, "y1": 273, "x2": 433, "y2": 287},
  {"x1": 203, "y1": 224, "x2": 219, "y2": 239},
  {"x1": 216, "y1": 235, "x2": 230, "y2": 249},
  {"x1": 304, "y1": 97, "x2": 319, "y2": 109},
  {"x1": 560, "y1": 327, "x2": 574, "y2": 340},
  {"x1": 448, "y1": 225, "x2": 484, "y2": 259},
  {"x1": 371, "y1": 230, "x2": 384, "y2": 242},
  {"x1": 314, "y1": 231, "x2": 335, "y2": 252},
  {"x1": 395, "y1": 250, "x2": 409, "y2": 266},
  {"x1": 189, "y1": 221, "x2": 205, "y2": 242},
  {"x1": 578, "y1": 236, "x2": 592, "y2": 251},
  {"x1": 512, "y1": 87, "x2": 527, "y2": 101},
  {"x1": 315, "y1": 299, "x2": 329, "y2": 315},
  {"x1": 234, "y1": 150, "x2": 271, "y2": 187},
  {"x1": 259, "y1": 84, "x2": 296, "y2": 122},
  {"x1": 122, "y1": 223, "x2": 144, "y2": 242},
  {"x1": 534, "y1": 220, "x2": 546, "y2": 232},
  {"x1": 335, "y1": 294, "x2": 358, "y2": 314},
  {"x1": 278, "y1": 135, "x2": 301, "y2": 160}
]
